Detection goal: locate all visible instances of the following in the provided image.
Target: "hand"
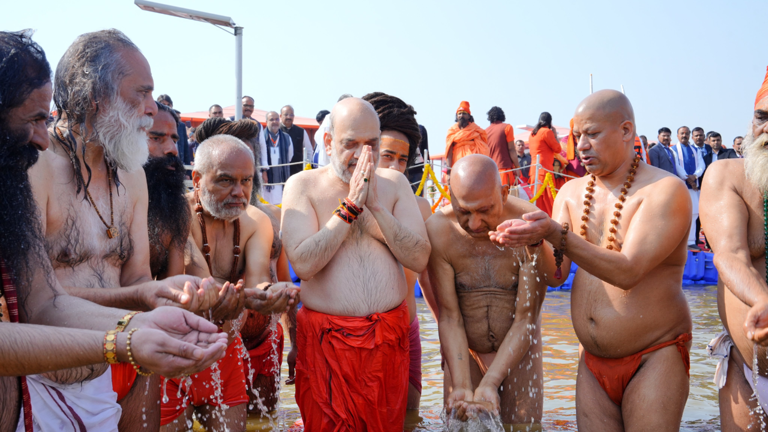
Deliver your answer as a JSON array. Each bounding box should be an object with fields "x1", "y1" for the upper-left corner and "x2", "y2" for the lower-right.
[
  {"x1": 285, "y1": 345, "x2": 298, "y2": 385},
  {"x1": 210, "y1": 280, "x2": 247, "y2": 322},
  {"x1": 469, "y1": 384, "x2": 500, "y2": 417},
  {"x1": 348, "y1": 146, "x2": 371, "y2": 208},
  {"x1": 489, "y1": 211, "x2": 555, "y2": 248},
  {"x1": 127, "y1": 307, "x2": 229, "y2": 376},
  {"x1": 141, "y1": 275, "x2": 210, "y2": 312},
  {"x1": 244, "y1": 282, "x2": 300, "y2": 314},
  {"x1": 446, "y1": 387, "x2": 474, "y2": 422},
  {"x1": 362, "y1": 148, "x2": 381, "y2": 212},
  {"x1": 129, "y1": 327, "x2": 227, "y2": 378},
  {"x1": 745, "y1": 301, "x2": 768, "y2": 345}
]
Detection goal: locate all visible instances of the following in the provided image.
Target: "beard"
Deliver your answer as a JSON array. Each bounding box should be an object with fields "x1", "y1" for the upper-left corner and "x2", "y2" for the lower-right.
[
  {"x1": 199, "y1": 186, "x2": 247, "y2": 222},
  {"x1": 330, "y1": 143, "x2": 354, "y2": 183},
  {"x1": 143, "y1": 154, "x2": 191, "y2": 277},
  {"x1": 0, "y1": 124, "x2": 50, "y2": 314},
  {"x1": 458, "y1": 117, "x2": 470, "y2": 129},
  {"x1": 95, "y1": 96, "x2": 152, "y2": 173},
  {"x1": 743, "y1": 130, "x2": 768, "y2": 192}
]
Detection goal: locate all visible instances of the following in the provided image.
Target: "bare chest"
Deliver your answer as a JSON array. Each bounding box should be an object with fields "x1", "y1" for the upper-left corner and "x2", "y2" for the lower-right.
[
  {"x1": 571, "y1": 187, "x2": 642, "y2": 250},
  {"x1": 451, "y1": 238, "x2": 522, "y2": 291},
  {"x1": 45, "y1": 184, "x2": 134, "y2": 286},
  {"x1": 192, "y1": 219, "x2": 252, "y2": 283}
]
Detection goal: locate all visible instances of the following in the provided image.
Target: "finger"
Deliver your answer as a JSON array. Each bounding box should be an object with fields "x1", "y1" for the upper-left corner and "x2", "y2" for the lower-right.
[
  {"x1": 522, "y1": 211, "x2": 548, "y2": 222},
  {"x1": 180, "y1": 310, "x2": 221, "y2": 333}
]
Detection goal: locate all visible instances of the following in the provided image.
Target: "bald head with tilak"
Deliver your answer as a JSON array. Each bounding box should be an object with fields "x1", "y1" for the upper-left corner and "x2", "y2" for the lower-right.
[
  {"x1": 573, "y1": 89, "x2": 638, "y2": 178},
  {"x1": 449, "y1": 154, "x2": 510, "y2": 237}
]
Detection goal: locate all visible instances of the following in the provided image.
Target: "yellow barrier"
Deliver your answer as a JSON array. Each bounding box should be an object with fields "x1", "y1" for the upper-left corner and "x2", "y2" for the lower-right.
[{"x1": 528, "y1": 172, "x2": 557, "y2": 204}]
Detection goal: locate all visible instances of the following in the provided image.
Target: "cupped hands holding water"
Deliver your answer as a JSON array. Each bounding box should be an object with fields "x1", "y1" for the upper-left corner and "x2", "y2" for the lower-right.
[
  {"x1": 125, "y1": 306, "x2": 229, "y2": 377},
  {"x1": 489, "y1": 210, "x2": 557, "y2": 248},
  {"x1": 245, "y1": 281, "x2": 301, "y2": 314}
]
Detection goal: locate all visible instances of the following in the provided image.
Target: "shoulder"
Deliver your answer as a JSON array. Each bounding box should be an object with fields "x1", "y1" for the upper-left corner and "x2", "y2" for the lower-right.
[
  {"x1": 640, "y1": 164, "x2": 688, "y2": 198},
  {"x1": 425, "y1": 207, "x2": 454, "y2": 239},
  {"x1": 415, "y1": 196, "x2": 432, "y2": 221},
  {"x1": 244, "y1": 204, "x2": 272, "y2": 231},
  {"x1": 285, "y1": 166, "x2": 320, "y2": 188},
  {"x1": 376, "y1": 167, "x2": 410, "y2": 190},
  {"x1": 119, "y1": 168, "x2": 148, "y2": 201},
  {"x1": 447, "y1": 124, "x2": 459, "y2": 134},
  {"x1": 704, "y1": 158, "x2": 744, "y2": 185}
]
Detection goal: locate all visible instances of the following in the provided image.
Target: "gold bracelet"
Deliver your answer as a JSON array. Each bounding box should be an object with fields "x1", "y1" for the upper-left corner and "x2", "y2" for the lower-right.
[
  {"x1": 126, "y1": 328, "x2": 153, "y2": 376},
  {"x1": 115, "y1": 311, "x2": 140, "y2": 332},
  {"x1": 103, "y1": 330, "x2": 119, "y2": 364}
]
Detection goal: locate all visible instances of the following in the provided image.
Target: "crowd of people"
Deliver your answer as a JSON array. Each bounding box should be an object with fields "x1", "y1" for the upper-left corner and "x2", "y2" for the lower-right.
[{"x1": 0, "y1": 26, "x2": 766, "y2": 432}]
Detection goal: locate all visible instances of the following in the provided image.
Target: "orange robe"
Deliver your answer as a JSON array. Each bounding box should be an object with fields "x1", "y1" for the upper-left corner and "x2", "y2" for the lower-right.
[
  {"x1": 295, "y1": 301, "x2": 410, "y2": 432},
  {"x1": 527, "y1": 127, "x2": 562, "y2": 216},
  {"x1": 445, "y1": 122, "x2": 489, "y2": 164}
]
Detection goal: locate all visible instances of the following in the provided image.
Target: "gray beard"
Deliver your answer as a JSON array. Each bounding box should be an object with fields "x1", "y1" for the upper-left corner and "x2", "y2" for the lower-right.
[
  {"x1": 199, "y1": 186, "x2": 245, "y2": 222},
  {"x1": 95, "y1": 96, "x2": 152, "y2": 173},
  {"x1": 744, "y1": 131, "x2": 768, "y2": 193}
]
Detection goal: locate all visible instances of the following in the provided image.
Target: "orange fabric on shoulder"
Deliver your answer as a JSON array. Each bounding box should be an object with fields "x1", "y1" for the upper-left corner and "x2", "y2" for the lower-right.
[{"x1": 756, "y1": 66, "x2": 768, "y2": 110}]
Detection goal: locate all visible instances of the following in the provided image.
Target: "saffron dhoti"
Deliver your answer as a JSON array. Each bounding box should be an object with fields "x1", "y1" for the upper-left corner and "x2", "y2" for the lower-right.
[{"x1": 296, "y1": 301, "x2": 410, "y2": 432}]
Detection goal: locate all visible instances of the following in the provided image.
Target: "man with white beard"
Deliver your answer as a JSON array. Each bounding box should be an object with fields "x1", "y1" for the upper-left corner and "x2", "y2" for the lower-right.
[
  {"x1": 27, "y1": 30, "x2": 247, "y2": 431},
  {"x1": 700, "y1": 66, "x2": 768, "y2": 430}
]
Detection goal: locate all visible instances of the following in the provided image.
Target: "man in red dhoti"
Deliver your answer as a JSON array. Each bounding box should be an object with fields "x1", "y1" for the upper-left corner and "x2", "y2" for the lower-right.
[
  {"x1": 282, "y1": 97, "x2": 431, "y2": 431},
  {"x1": 445, "y1": 101, "x2": 489, "y2": 170}
]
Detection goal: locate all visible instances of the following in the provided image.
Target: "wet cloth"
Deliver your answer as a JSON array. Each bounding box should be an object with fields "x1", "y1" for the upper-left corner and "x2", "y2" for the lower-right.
[
  {"x1": 408, "y1": 316, "x2": 423, "y2": 394},
  {"x1": 584, "y1": 332, "x2": 692, "y2": 406},
  {"x1": 160, "y1": 337, "x2": 248, "y2": 426},
  {"x1": 445, "y1": 122, "x2": 489, "y2": 164},
  {"x1": 243, "y1": 322, "x2": 285, "y2": 381},
  {"x1": 18, "y1": 369, "x2": 121, "y2": 432},
  {"x1": 708, "y1": 330, "x2": 768, "y2": 413},
  {"x1": 295, "y1": 301, "x2": 410, "y2": 432},
  {"x1": 111, "y1": 363, "x2": 137, "y2": 402}
]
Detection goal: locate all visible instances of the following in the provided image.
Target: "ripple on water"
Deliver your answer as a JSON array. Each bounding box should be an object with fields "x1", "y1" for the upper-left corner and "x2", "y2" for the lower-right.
[{"x1": 237, "y1": 287, "x2": 721, "y2": 431}]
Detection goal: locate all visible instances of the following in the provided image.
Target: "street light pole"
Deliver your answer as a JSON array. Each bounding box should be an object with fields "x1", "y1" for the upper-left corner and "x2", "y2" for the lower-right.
[
  {"x1": 235, "y1": 26, "x2": 243, "y2": 120},
  {"x1": 134, "y1": 0, "x2": 242, "y2": 119}
]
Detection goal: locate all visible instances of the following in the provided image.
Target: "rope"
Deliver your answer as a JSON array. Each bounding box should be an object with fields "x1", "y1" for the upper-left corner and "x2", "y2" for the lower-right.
[{"x1": 527, "y1": 172, "x2": 558, "y2": 203}]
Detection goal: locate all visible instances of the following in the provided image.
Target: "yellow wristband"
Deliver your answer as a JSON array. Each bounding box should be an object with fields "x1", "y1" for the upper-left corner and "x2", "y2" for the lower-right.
[
  {"x1": 115, "y1": 311, "x2": 140, "y2": 333},
  {"x1": 103, "y1": 330, "x2": 119, "y2": 364}
]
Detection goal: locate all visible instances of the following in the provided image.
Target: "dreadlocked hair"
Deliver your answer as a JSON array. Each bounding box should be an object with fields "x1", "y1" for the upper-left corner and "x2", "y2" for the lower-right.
[
  {"x1": 362, "y1": 92, "x2": 421, "y2": 166},
  {"x1": 194, "y1": 117, "x2": 231, "y2": 144},
  {"x1": 53, "y1": 29, "x2": 140, "y2": 195},
  {"x1": 0, "y1": 30, "x2": 51, "y2": 122}
]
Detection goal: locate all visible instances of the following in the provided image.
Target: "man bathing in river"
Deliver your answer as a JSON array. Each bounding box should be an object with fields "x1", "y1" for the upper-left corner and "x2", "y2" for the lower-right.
[
  {"x1": 429, "y1": 155, "x2": 556, "y2": 426},
  {"x1": 363, "y1": 91, "x2": 432, "y2": 410},
  {"x1": 282, "y1": 97, "x2": 431, "y2": 431},
  {"x1": 159, "y1": 134, "x2": 298, "y2": 432},
  {"x1": 701, "y1": 67, "x2": 768, "y2": 431},
  {"x1": 493, "y1": 90, "x2": 693, "y2": 431},
  {"x1": 0, "y1": 30, "x2": 229, "y2": 432}
]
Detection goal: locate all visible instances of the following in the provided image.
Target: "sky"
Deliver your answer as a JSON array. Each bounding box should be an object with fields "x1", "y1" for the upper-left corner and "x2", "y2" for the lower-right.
[{"x1": 3, "y1": 0, "x2": 767, "y2": 156}]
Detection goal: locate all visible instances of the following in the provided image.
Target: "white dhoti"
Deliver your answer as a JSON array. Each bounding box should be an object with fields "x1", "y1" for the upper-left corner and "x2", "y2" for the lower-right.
[
  {"x1": 709, "y1": 330, "x2": 768, "y2": 414},
  {"x1": 17, "y1": 368, "x2": 121, "y2": 432},
  {"x1": 688, "y1": 188, "x2": 699, "y2": 245},
  {"x1": 261, "y1": 185, "x2": 284, "y2": 205}
]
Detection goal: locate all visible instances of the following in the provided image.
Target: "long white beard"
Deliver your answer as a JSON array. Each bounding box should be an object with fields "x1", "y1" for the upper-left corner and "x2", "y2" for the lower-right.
[
  {"x1": 743, "y1": 131, "x2": 768, "y2": 193},
  {"x1": 95, "y1": 97, "x2": 152, "y2": 172},
  {"x1": 199, "y1": 186, "x2": 245, "y2": 222}
]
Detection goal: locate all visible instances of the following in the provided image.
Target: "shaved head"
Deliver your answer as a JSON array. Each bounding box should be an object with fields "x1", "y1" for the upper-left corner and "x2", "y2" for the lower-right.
[
  {"x1": 573, "y1": 89, "x2": 637, "y2": 177},
  {"x1": 326, "y1": 98, "x2": 381, "y2": 183},
  {"x1": 194, "y1": 134, "x2": 254, "y2": 176},
  {"x1": 449, "y1": 155, "x2": 508, "y2": 237},
  {"x1": 451, "y1": 154, "x2": 501, "y2": 198}
]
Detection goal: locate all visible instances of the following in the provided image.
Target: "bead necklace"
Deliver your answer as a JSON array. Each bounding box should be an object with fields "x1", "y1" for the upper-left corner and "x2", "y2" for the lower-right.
[
  {"x1": 195, "y1": 190, "x2": 241, "y2": 283},
  {"x1": 580, "y1": 155, "x2": 641, "y2": 250}
]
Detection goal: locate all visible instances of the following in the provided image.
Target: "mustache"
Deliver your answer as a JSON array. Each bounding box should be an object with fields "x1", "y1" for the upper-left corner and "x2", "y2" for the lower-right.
[{"x1": 222, "y1": 197, "x2": 248, "y2": 206}]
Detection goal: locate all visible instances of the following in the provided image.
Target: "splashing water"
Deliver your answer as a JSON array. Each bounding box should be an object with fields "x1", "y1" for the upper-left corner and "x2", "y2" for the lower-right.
[
  {"x1": 753, "y1": 344, "x2": 767, "y2": 431},
  {"x1": 161, "y1": 377, "x2": 169, "y2": 404},
  {"x1": 249, "y1": 314, "x2": 285, "y2": 430},
  {"x1": 441, "y1": 407, "x2": 504, "y2": 432}
]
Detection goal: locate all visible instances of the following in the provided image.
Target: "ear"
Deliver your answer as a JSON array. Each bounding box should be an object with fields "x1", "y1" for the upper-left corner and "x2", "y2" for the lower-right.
[
  {"x1": 191, "y1": 170, "x2": 202, "y2": 189},
  {"x1": 621, "y1": 120, "x2": 634, "y2": 144},
  {"x1": 324, "y1": 131, "x2": 333, "y2": 157},
  {"x1": 500, "y1": 184, "x2": 509, "y2": 204}
]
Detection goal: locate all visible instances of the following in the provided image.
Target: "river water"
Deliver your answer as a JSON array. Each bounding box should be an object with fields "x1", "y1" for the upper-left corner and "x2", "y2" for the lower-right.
[{"x1": 239, "y1": 286, "x2": 722, "y2": 431}]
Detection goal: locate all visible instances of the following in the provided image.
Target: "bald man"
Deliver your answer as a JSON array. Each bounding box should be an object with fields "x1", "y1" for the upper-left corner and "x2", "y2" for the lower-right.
[
  {"x1": 492, "y1": 90, "x2": 693, "y2": 430},
  {"x1": 429, "y1": 155, "x2": 558, "y2": 426},
  {"x1": 282, "y1": 97, "x2": 431, "y2": 431},
  {"x1": 700, "y1": 68, "x2": 768, "y2": 430}
]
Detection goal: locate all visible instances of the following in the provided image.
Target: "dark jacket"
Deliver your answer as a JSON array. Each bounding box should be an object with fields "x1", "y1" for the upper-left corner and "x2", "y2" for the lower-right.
[
  {"x1": 701, "y1": 147, "x2": 738, "y2": 183},
  {"x1": 648, "y1": 144, "x2": 677, "y2": 175}
]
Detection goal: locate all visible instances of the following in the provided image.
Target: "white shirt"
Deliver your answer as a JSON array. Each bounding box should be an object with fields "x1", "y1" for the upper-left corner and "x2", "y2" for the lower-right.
[
  {"x1": 313, "y1": 116, "x2": 331, "y2": 167},
  {"x1": 671, "y1": 142, "x2": 706, "y2": 180},
  {"x1": 260, "y1": 128, "x2": 294, "y2": 173}
]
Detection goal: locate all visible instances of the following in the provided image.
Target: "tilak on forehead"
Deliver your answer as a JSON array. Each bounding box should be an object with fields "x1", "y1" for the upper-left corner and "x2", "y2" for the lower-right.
[{"x1": 756, "y1": 66, "x2": 768, "y2": 110}]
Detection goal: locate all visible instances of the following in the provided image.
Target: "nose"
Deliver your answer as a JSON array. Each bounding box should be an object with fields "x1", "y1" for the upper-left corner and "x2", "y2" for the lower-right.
[
  {"x1": 576, "y1": 136, "x2": 590, "y2": 152},
  {"x1": 230, "y1": 182, "x2": 245, "y2": 198},
  {"x1": 31, "y1": 122, "x2": 49, "y2": 151},
  {"x1": 164, "y1": 140, "x2": 178, "y2": 157},
  {"x1": 467, "y1": 214, "x2": 483, "y2": 231},
  {"x1": 145, "y1": 96, "x2": 158, "y2": 118}
]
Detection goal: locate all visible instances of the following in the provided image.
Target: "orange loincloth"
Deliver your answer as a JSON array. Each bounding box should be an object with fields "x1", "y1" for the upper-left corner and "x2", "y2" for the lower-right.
[
  {"x1": 445, "y1": 122, "x2": 489, "y2": 163},
  {"x1": 295, "y1": 301, "x2": 410, "y2": 432},
  {"x1": 160, "y1": 336, "x2": 248, "y2": 426},
  {"x1": 243, "y1": 321, "x2": 284, "y2": 380},
  {"x1": 111, "y1": 363, "x2": 137, "y2": 402},
  {"x1": 584, "y1": 332, "x2": 692, "y2": 406}
]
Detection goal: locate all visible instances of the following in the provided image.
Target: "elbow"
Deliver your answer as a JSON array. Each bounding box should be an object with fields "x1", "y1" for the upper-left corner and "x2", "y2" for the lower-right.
[
  {"x1": 289, "y1": 262, "x2": 316, "y2": 281},
  {"x1": 610, "y1": 271, "x2": 644, "y2": 290}
]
